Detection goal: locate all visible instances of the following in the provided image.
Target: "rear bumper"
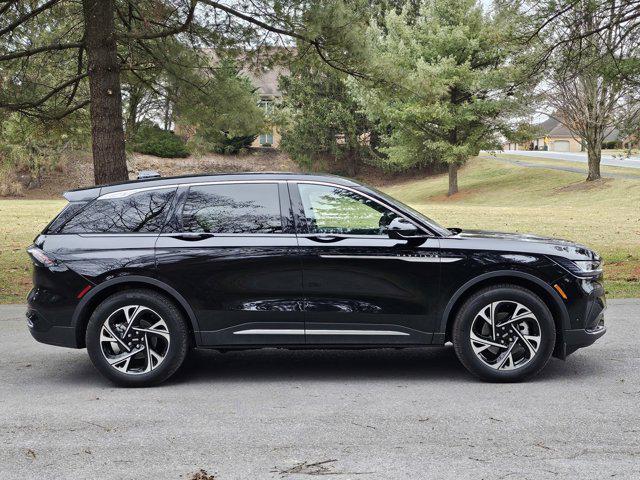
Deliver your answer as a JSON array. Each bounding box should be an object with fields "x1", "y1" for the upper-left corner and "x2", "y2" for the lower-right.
[{"x1": 26, "y1": 308, "x2": 80, "y2": 349}]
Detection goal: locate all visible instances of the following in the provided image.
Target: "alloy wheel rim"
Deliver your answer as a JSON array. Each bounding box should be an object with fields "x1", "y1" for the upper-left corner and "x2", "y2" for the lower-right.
[
  {"x1": 99, "y1": 305, "x2": 170, "y2": 375},
  {"x1": 469, "y1": 301, "x2": 541, "y2": 371}
]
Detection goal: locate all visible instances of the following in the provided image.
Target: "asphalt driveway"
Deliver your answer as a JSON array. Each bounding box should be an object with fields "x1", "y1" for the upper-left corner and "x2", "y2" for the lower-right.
[{"x1": 1, "y1": 300, "x2": 639, "y2": 479}]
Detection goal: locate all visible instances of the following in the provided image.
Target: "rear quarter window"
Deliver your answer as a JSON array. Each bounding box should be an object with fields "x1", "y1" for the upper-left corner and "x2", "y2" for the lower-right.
[
  {"x1": 44, "y1": 201, "x2": 89, "y2": 234},
  {"x1": 58, "y1": 188, "x2": 176, "y2": 234}
]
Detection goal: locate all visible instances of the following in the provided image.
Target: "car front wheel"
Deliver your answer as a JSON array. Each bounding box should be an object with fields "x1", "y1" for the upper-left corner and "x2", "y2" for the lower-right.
[
  {"x1": 86, "y1": 289, "x2": 189, "y2": 387},
  {"x1": 452, "y1": 285, "x2": 556, "y2": 382}
]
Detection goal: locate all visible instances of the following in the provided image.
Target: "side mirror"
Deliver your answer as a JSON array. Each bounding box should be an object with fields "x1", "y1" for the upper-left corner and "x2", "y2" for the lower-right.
[{"x1": 383, "y1": 217, "x2": 425, "y2": 240}]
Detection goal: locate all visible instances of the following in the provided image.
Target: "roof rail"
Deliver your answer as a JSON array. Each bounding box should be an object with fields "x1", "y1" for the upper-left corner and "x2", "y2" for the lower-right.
[{"x1": 137, "y1": 170, "x2": 161, "y2": 180}]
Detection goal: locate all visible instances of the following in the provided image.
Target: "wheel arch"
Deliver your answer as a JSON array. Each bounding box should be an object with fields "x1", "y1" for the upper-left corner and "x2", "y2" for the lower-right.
[
  {"x1": 71, "y1": 276, "x2": 201, "y2": 348},
  {"x1": 439, "y1": 271, "x2": 569, "y2": 353}
]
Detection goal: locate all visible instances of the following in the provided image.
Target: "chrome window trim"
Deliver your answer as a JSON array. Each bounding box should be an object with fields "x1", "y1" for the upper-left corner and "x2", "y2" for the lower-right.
[
  {"x1": 157, "y1": 232, "x2": 297, "y2": 238},
  {"x1": 99, "y1": 185, "x2": 178, "y2": 200},
  {"x1": 98, "y1": 180, "x2": 285, "y2": 200},
  {"x1": 76, "y1": 233, "x2": 161, "y2": 238}
]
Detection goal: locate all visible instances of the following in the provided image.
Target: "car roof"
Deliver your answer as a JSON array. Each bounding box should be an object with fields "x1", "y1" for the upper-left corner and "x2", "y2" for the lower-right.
[{"x1": 63, "y1": 172, "x2": 362, "y2": 202}]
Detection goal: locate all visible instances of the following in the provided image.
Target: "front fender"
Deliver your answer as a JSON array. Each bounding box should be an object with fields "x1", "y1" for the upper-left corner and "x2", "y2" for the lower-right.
[{"x1": 437, "y1": 270, "x2": 571, "y2": 338}]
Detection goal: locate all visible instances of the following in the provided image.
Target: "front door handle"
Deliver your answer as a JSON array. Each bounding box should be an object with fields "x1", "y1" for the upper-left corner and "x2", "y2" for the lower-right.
[{"x1": 170, "y1": 232, "x2": 214, "y2": 241}]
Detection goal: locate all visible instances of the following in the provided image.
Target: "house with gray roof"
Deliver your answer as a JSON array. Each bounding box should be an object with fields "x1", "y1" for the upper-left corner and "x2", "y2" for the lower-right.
[{"x1": 504, "y1": 116, "x2": 621, "y2": 152}]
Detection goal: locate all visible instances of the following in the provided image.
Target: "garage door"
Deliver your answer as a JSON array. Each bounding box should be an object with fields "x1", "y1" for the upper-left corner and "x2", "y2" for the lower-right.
[{"x1": 553, "y1": 140, "x2": 570, "y2": 152}]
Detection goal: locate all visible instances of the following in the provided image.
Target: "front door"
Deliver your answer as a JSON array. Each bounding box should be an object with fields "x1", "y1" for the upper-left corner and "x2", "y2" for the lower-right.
[
  {"x1": 155, "y1": 181, "x2": 304, "y2": 346},
  {"x1": 291, "y1": 182, "x2": 441, "y2": 345}
]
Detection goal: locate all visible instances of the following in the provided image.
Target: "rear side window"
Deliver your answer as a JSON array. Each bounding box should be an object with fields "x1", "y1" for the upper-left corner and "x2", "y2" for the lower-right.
[
  {"x1": 182, "y1": 183, "x2": 282, "y2": 234},
  {"x1": 59, "y1": 188, "x2": 176, "y2": 233}
]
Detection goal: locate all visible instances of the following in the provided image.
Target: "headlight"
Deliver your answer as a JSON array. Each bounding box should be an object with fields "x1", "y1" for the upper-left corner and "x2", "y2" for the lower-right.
[
  {"x1": 552, "y1": 256, "x2": 602, "y2": 277},
  {"x1": 572, "y1": 260, "x2": 603, "y2": 275}
]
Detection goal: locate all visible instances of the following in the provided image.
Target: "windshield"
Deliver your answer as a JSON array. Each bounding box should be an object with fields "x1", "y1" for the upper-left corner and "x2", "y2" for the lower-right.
[{"x1": 359, "y1": 185, "x2": 453, "y2": 237}]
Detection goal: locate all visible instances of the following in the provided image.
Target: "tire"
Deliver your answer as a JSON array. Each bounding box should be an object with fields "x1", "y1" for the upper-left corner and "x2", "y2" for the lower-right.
[
  {"x1": 86, "y1": 289, "x2": 189, "y2": 387},
  {"x1": 452, "y1": 285, "x2": 556, "y2": 382}
]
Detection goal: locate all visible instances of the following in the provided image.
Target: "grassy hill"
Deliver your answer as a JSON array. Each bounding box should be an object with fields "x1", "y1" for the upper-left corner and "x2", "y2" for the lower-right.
[
  {"x1": 383, "y1": 156, "x2": 640, "y2": 297},
  {"x1": 1, "y1": 155, "x2": 638, "y2": 302}
]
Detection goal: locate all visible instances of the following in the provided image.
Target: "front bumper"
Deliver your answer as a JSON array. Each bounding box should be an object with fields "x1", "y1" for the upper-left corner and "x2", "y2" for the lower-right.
[
  {"x1": 557, "y1": 275, "x2": 606, "y2": 357},
  {"x1": 563, "y1": 324, "x2": 606, "y2": 356}
]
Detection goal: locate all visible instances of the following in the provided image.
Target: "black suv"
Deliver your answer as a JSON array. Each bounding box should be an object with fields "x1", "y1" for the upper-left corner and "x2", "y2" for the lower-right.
[{"x1": 26, "y1": 173, "x2": 606, "y2": 386}]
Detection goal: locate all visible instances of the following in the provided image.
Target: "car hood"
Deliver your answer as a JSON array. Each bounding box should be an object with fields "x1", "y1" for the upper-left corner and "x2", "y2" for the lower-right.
[{"x1": 444, "y1": 229, "x2": 598, "y2": 261}]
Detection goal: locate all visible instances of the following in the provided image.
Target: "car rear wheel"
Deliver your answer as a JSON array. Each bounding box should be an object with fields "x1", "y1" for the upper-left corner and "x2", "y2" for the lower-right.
[
  {"x1": 86, "y1": 289, "x2": 189, "y2": 387},
  {"x1": 452, "y1": 285, "x2": 556, "y2": 382}
]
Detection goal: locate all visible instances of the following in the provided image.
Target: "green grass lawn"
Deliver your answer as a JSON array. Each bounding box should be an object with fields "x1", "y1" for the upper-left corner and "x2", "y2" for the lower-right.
[
  {"x1": 1, "y1": 156, "x2": 638, "y2": 303},
  {"x1": 0, "y1": 199, "x2": 65, "y2": 303}
]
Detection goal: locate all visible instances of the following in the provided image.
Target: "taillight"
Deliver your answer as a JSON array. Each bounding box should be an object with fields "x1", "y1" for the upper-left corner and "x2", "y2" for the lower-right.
[{"x1": 27, "y1": 246, "x2": 56, "y2": 267}]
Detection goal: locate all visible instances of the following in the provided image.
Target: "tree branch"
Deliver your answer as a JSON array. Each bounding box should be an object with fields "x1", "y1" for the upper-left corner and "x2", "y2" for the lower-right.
[
  {"x1": 198, "y1": 0, "x2": 313, "y2": 44},
  {"x1": 120, "y1": 0, "x2": 197, "y2": 40},
  {"x1": 0, "y1": 72, "x2": 88, "y2": 110},
  {"x1": 0, "y1": 42, "x2": 83, "y2": 62},
  {"x1": 0, "y1": 0, "x2": 61, "y2": 36},
  {"x1": 0, "y1": 0, "x2": 15, "y2": 17}
]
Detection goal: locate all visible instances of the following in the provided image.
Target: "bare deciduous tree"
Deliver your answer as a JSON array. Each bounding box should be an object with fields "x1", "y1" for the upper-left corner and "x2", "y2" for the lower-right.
[{"x1": 530, "y1": 0, "x2": 640, "y2": 181}]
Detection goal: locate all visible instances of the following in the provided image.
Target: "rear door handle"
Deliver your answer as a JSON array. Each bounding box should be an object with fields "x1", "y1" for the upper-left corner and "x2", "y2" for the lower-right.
[
  {"x1": 307, "y1": 235, "x2": 343, "y2": 243},
  {"x1": 170, "y1": 232, "x2": 214, "y2": 241}
]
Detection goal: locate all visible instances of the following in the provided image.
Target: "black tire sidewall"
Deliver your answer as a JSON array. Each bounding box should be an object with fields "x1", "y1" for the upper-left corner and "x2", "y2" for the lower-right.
[
  {"x1": 453, "y1": 286, "x2": 556, "y2": 382},
  {"x1": 86, "y1": 289, "x2": 189, "y2": 387}
]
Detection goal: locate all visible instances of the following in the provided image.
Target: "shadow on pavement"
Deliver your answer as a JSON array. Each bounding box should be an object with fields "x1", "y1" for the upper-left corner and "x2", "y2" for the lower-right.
[
  {"x1": 38, "y1": 344, "x2": 607, "y2": 387},
  {"x1": 172, "y1": 345, "x2": 605, "y2": 385},
  {"x1": 176, "y1": 346, "x2": 469, "y2": 383}
]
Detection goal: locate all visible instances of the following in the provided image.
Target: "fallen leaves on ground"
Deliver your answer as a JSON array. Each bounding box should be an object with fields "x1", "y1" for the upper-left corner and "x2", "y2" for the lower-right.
[{"x1": 187, "y1": 469, "x2": 216, "y2": 480}]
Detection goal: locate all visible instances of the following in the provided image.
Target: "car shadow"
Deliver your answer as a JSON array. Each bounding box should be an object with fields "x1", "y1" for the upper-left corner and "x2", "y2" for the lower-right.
[
  {"x1": 173, "y1": 345, "x2": 473, "y2": 384},
  {"x1": 46, "y1": 344, "x2": 608, "y2": 387},
  {"x1": 170, "y1": 345, "x2": 605, "y2": 385}
]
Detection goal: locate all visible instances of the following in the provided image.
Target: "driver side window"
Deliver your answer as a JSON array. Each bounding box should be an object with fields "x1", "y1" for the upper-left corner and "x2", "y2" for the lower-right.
[{"x1": 298, "y1": 183, "x2": 399, "y2": 235}]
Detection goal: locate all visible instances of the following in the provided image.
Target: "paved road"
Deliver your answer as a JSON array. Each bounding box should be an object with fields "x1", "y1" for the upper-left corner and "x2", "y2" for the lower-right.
[
  {"x1": 1, "y1": 301, "x2": 639, "y2": 480},
  {"x1": 496, "y1": 150, "x2": 640, "y2": 169},
  {"x1": 482, "y1": 155, "x2": 640, "y2": 179}
]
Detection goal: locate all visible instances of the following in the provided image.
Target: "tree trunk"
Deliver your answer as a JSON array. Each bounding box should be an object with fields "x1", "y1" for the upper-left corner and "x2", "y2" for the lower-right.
[
  {"x1": 345, "y1": 147, "x2": 358, "y2": 177},
  {"x1": 448, "y1": 163, "x2": 459, "y2": 196},
  {"x1": 163, "y1": 93, "x2": 172, "y2": 131},
  {"x1": 125, "y1": 87, "x2": 140, "y2": 142},
  {"x1": 586, "y1": 146, "x2": 601, "y2": 181},
  {"x1": 82, "y1": 0, "x2": 128, "y2": 185},
  {"x1": 585, "y1": 127, "x2": 602, "y2": 181}
]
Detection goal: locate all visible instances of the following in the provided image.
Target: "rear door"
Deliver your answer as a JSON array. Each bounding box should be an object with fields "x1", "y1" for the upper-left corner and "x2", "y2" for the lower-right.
[
  {"x1": 291, "y1": 181, "x2": 441, "y2": 345},
  {"x1": 155, "y1": 181, "x2": 305, "y2": 346}
]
